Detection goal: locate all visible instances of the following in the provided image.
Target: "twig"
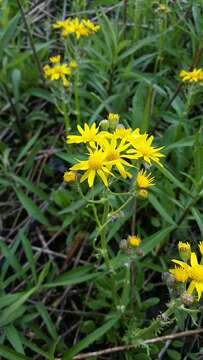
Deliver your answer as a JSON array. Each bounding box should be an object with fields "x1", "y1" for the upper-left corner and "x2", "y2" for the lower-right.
[{"x1": 71, "y1": 328, "x2": 203, "y2": 359}]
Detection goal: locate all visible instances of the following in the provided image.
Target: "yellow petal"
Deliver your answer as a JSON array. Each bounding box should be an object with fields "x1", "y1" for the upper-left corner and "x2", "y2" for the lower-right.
[
  {"x1": 88, "y1": 169, "x2": 96, "y2": 187},
  {"x1": 97, "y1": 169, "x2": 108, "y2": 187},
  {"x1": 191, "y1": 252, "x2": 198, "y2": 266}
]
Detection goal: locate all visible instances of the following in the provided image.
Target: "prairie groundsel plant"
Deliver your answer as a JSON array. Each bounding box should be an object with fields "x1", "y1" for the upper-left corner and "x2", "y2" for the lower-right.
[
  {"x1": 53, "y1": 17, "x2": 100, "y2": 39},
  {"x1": 65, "y1": 114, "x2": 164, "y2": 188}
]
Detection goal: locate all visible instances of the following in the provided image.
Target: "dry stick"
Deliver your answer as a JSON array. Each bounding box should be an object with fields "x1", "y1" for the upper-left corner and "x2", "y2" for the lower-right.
[
  {"x1": 166, "y1": 46, "x2": 203, "y2": 110},
  {"x1": 72, "y1": 328, "x2": 203, "y2": 359},
  {"x1": 16, "y1": 0, "x2": 45, "y2": 85}
]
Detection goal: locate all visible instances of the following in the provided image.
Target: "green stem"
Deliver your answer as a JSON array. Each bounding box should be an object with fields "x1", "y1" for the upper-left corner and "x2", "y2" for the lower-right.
[
  {"x1": 74, "y1": 71, "x2": 81, "y2": 124},
  {"x1": 100, "y1": 200, "x2": 118, "y2": 308}
]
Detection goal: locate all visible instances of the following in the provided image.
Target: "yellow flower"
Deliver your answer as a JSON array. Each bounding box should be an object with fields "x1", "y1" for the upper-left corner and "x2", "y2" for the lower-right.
[
  {"x1": 138, "y1": 189, "x2": 149, "y2": 198},
  {"x1": 171, "y1": 252, "x2": 203, "y2": 301},
  {"x1": 69, "y1": 60, "x2": 78, "y2": 69},
  {"x1": 64, "y1": 171, "x2": 77, "y2": 183},
  {"x1": 178, "y1": 241, "x2": 191, "y2": 260},
  {"x1": 101, "y1": 138, "x2": 136, "y2": 179},
  {"x1": 43, "y1": 58, "x2": 71, "y2": 87},
  {"x1": 49, "y1": 55, "x2": 61, "y2": 63},
  {"x1": 136, "y1": 169, "x2": 155, "y2": 189},
  {"x1": 128, "y1": 235, "x2": 141, "y2": 247},
  {"x1": 70, "y1": 149, "x2": 111, "y2": 188},
  {"x1": 67, "y1": 123, "x2": 99, "y2": 146},
  {"x1": 53, "y1": 17, "x2": 100, "y2": 39},
  {"x1": 108, "y1": 113, "x2": 120, "y2": 122},
  {"x1": 179, "y1": 68, "x2": 203, "y2": 82},
  {"x1": 158, "y1": 4, "x2": 169, "y2": 13},
  {"x1": 113, "y1": 127, "x2": 132, "y2": 140},
  {"x1": 170, "y1": 266, "x2": 189, "y2": 282},
  {"x1": 127, "y1": 134, "x2": 164, "y2": 165},
  {"x1": 198, "y1": 241, "x2": 203, "y2": 256}
]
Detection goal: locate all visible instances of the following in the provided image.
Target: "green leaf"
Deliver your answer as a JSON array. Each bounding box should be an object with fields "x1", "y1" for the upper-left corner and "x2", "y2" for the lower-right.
[
  {"x1": 4, "y1": 324, "x2": 24, "y2": 354},
  {"x1": 44, "y1": 265, "x2": 99, "y2": 288},
  {"x1": 0, "y1": 287, "x2": 36, "y2": 327},
  {"x1": 0, "y1": 14, "x2": 20, "y2": 58},
  {"x1": 149, "y1": 193, "x2": 175, "y2": 225},
  {"x1": 191, "y1": 207, "x2": 203, "y2": 237},
  {"x1": 157, "y1": 165, "x2": 191, "y2": 196},
  {"x1": 36, "y1": 302, "x2": 58, "y2": 340},
  {"x1": 62, "y1": 315, "x2": 120, "y2": 359},
  {"x1": 141, "y1": 226, "x2": 175, "y2": 255},
  {"x1": 18, "y1": 230, "x2": 37, "y2": 283},
  {"x1": 15, "y1": 188, "x2": 49, "y2": 226},
  {"x1": 0, "y1": 345, "x2": 29, "y2": 360},
  {"x1": 14, "y1": 128, "x2": 41, "y2": 165}
]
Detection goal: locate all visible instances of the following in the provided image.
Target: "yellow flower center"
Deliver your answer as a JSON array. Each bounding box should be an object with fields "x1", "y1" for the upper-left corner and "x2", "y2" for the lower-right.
[
  {"x1": 190, "y1": 265, "x2": 203, "y2": 282},
  {"x1": 106, "y1": 150, "x2": 119, "y2": 161},
  {"x1": 88, "y1": 153, "x2": 104, "y2": 169}
]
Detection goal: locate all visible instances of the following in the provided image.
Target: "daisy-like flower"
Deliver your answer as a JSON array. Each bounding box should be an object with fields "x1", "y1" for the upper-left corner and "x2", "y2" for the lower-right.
[
  {"x1": 111, "y1": 126, "x2": 132, "y2": 141},
  {"x1": 43, "y1": 56, "x2": 72, "y2": 87},
  {"x1": 53, "y1": 17, "x2": 100, "y2": 39},
  {"x1": 70, "y1": 149, "x2": 111, "y2": 187},
  {"x1": 170, "y1": 266, "x2": 189, "y2": 283},
  {"x1": 101, "y1": 138, "x2": 136, "y2": 179},
  {"x1": 67, "y1": 123, "x2": 99, "y2": 146},
  {"x1": 128, "y1": 235, "x2": 141, "y2": 247},
  {"x1": 127, "y1": 134, "x2": 164, "y2": 165},
  {"x1": 136, "y1": 169, "x2": 155, "y2": 189},
  {"x1": 179, "y1": 68, "x2": 203, "y2": 82},
  {"x1": 171, "y1": 252, "x2": 203, "y2": 301},
  {"x1": 64, "y1": 171, "x2": 77, "y2": 183},
  {"x1": 178, "y1": 241, "x2": 191, "y2": 260},
  {"x1": 137, "y1": 189, "x2": 149, "y2": 199}
]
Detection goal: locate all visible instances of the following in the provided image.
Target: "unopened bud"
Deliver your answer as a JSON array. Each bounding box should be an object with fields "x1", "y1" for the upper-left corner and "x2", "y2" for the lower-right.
[
  {"x1": 138, "y1": 189, "x2": 149, "y2": 199},
  {"x1": 162, "y1": 272, "x2": 176, "y2": 288},
  {"x1": 99, "y1": 119, "x2": 109, "y2": 131},
  {"x1": 120, "y1": 239, "x2": 128, "y2": 250},
  {"x1": 181, "y1": 292, "x2": 193, "y2": 306},
  {"x1": 178, "y1": 242, "x2": 191, "y2": 261},
  {"x1": 108, "y1": 113, "x2": 119, "y2": 131}
]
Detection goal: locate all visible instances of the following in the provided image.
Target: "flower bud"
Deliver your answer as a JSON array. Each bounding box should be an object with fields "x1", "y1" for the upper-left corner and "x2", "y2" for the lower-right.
[
  {"x1": 108, "y1": 113, "x2": 119, "y2": 131},
  {"x1": 178, "y1": 242, "x2": 191, "y2": 261},
  {"x1": 99, "y1": 119, "x2": 109, "y2": 131},
  {"x1": 162, "y1": 272, "x2": 176, "y2": 288},
  {"x1": 119, "y1": 239, "x2": 128, "y2": 250},
  {"x1": 138, "y1": 189, "x2": 149, "y2": 199},
  {"x1": 181, "y1": 292, "x2": 193, "y2": 306},
  {"x1": 128, "y1": 235, "x2": 141, "y2": 247},
  {"x1": 64, "y1": 170, "x2": 77, "y2": 183}
]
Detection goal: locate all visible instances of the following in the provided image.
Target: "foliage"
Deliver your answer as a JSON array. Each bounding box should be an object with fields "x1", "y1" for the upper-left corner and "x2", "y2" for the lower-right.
[{"x1": 0, "y1": 0, "x2": 203, "y2": 359}]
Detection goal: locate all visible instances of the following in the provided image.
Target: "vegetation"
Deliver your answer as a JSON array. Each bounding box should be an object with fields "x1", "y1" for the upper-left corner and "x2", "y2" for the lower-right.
[{"x1": 0, "y1": 1, "x2": 203, "y2": 359}]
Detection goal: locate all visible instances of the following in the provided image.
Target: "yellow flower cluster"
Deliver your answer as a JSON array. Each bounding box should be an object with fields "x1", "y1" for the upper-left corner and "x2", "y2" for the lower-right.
[
  {"x1": 157, "y1": 4, "x2": 170, "y2": 13},
  {"x1": 43, "y1": 55, "x2": 77, "y2": 87},
  {"x1": 64, "y1": 114, "x2": 164, "y2": 188},
  {"x1": 179, "y1": 68, "x2": 203, "y2": 82},
  {"x1": 170, "y1": 241, "x2": 203, "y2": 301},
  {"x1": 53, "y1": 17, "x2": 100, "y2": 39}
]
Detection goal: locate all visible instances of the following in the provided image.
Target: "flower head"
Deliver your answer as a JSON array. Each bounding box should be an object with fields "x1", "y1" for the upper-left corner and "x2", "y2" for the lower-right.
[
  {"x1": 171, "y1": 252, "x2": 203, "y2": 301},
  {"x1": 170, "y1": 266, "x2": 189, "y2": 282},
  {"x1": 53, "y1": 17, "x2": 100, "y2": 39},
  {"x1": 108, "y1": 113, "x2": 120, "y2": 122},
  {"x1": 43, "y1": 56, "x2": 72, "y2": 87},
  {"x1": 158, "y1": 4, "x2": 170, "y2": 13},
  {"x1": 70, "y1": 149, "x2": 111, "y2": 188},
  {"x1": 64, "y1": 171, "x2": 77, "y2": 183},
  {"x1": 136, "y1": 169, "x2": 155, "y2": 189},
  {"x1": 67, "y1": 123, "x2": 99, "y2": 146},
  {"x1": 179, "y1": 68, "x2": 203, "y2": 82},
  {"x1": 138, "y1": 189, "x2": 149, "y2": 198},
  {"x1": 128, "y1": 235, "x2": 141, "y2": 247},
  {"x1": 178, "y1": 241, "x2": 191, "y2": 260},
  {"x1": 127, "y1": 134, "x2": 164, "y2": 165}
]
